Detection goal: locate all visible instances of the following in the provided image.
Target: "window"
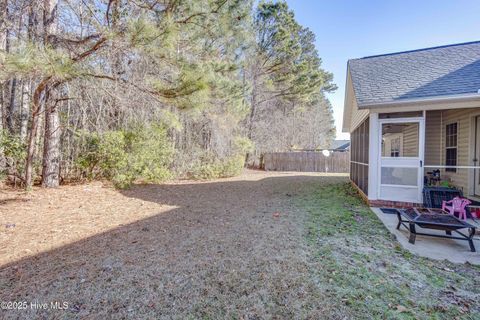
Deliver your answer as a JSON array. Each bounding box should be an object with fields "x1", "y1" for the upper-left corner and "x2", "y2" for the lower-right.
[
  {"x1": 390, "y1": 137, "x2": 401, "y2": 157},
  {"x1": 445, "y1": 123, "x2": 457, "y2": 172}
]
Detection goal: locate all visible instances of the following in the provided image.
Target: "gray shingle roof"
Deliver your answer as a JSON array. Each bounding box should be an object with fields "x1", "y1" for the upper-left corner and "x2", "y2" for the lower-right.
[
  {"x1": 348, "y1": 41, "x2": 480, "y2": 107},
  {"x1": 331, "y1": 140, "x2": 350, "y2": 150}
]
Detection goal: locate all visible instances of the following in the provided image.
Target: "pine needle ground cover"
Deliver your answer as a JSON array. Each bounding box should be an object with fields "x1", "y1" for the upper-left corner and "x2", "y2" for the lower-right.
[{"x1": 0, "y1": 171, "x2": 479, "y2": 319}]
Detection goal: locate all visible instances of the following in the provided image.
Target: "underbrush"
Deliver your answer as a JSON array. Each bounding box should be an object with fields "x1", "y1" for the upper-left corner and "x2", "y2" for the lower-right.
[
  {"x1": 75, "y1": 128, "x2": 249, "y2": 186},
  {"x1": 299, "y1": 183, "x2": 480, "y2": 319},
  {"x1": 76, "y1": 125, "x2": 173, "y2": 188},
  {"x1": 0, "y1": 130, "x2": 26, "y2": 185},
  {"x1": 188, "y1": 155, "x2": 244, "y2": 180},
  {"x1": 1, "y1": 126, "x2": 252, "y2": 188},
  {"x1": 176, "y1": 137, "x2": 251, "y2": 180}
]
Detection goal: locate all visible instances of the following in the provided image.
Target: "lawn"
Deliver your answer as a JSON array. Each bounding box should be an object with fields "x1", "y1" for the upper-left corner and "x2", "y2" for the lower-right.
[
  {"x1": 0, "y1": 171, "x2": 479, "y2": 319},
  {"x1": 301, "y1": 183, "x2": 480, "y2": 319}
]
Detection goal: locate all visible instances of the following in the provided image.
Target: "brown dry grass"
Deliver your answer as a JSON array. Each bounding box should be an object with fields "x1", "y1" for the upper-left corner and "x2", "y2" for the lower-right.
[
  {"x1": 0, "y1": 170, "x2": 347, "y2": 319},
  {"x1": 0, "y1": 181, "x2": 172, "y2": 266}
]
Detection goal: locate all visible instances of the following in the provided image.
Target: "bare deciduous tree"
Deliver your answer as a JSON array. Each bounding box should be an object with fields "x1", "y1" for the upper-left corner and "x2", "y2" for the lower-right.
[{"x1": 0, "y1": 0, "x2": 337, "y2": 189}]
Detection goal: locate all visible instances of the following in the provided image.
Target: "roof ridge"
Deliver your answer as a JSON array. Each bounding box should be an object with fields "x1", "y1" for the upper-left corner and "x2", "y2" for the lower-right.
[{"x1": 351, "y1": 40, "x2": 480, "y2": 60}]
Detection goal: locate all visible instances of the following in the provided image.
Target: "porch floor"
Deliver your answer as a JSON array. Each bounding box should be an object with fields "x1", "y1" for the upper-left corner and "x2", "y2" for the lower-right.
[{"x1": 371, "y1": 207, "x2": 480, "y2": 265}]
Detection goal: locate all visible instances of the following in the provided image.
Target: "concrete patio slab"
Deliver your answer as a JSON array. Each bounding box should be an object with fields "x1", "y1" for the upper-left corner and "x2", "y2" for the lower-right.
[{"x1": 371, "y1": 207, "x2": 480, "y2": 265}]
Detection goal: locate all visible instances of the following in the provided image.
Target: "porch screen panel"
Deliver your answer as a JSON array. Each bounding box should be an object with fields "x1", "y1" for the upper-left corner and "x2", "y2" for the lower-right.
[{"x1": 350, "y1": 118, "x2": 369, "y2": 194}]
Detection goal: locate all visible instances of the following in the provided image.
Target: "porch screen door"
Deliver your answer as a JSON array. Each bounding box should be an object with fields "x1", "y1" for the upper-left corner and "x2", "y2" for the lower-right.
[{"x1": 378, "y1": 118, "x2": 424, "y2": 203}]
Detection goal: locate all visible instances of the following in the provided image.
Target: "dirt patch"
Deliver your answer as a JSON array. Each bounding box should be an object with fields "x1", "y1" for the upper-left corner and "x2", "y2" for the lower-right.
[{"x1": 0, "y1": 170, "x2": 347, "y2": 319}]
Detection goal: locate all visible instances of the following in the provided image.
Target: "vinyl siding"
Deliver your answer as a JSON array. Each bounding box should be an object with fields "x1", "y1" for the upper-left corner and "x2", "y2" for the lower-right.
[
  {"x1": 425, "y1": 110, "x2": 442, "y2": 166},
  {"x1": 402, "y1": 123, "x2": 419, "y2": 157},
  {"x1": 424, "y1": 108, "x2": 480, "y2": 194},
  {"x1": 351, "y1": 102, "x2": 369, "y2": 132},
  {"x1": 347, "y1": 70, "x2": 370, "y2": 131}
]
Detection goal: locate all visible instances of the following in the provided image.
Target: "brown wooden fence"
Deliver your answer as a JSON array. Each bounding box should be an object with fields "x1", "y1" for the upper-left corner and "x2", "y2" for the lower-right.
[{"x1": 263, "y1": 151, "x2": 350, "y2": 173}]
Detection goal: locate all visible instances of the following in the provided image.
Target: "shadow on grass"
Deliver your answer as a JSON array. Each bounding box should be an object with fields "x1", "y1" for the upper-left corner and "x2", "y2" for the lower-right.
[{"x1": 0, "y1": 174, "x2": 346, "y2": 319}]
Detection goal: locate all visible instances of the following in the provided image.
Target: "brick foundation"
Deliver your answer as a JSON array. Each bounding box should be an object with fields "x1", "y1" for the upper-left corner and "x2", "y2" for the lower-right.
[
  {"x1": 350, "y1": 180, "x2": 423, "y2": 208},
  {"x1": 368, "y1": 199, "x2": 423, "y2": 208}
]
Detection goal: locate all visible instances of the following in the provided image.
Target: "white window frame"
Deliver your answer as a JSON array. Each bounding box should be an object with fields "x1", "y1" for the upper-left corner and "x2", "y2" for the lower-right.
[{"x1": 445, "y1": 122, "x2": 458, "y2": 173}]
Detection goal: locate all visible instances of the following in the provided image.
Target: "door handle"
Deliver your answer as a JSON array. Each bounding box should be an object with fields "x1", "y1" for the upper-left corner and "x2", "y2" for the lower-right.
[{"x1": 420, "y1": 160, "x2": 423, "y2": 167}]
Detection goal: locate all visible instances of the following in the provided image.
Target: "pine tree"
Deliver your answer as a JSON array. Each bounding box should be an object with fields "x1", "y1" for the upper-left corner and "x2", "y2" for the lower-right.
[
  {"x1": 246, "y1": 0, "x2": 336, "y2": 160},
  {"x1": 0, "y1": 0, "x2": 336, "y2": 188}
]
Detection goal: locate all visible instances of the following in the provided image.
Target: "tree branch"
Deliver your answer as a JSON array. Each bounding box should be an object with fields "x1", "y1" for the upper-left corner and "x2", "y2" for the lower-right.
[{"x1": 47, "y1": 33, "x2": 101, "y2": 47}]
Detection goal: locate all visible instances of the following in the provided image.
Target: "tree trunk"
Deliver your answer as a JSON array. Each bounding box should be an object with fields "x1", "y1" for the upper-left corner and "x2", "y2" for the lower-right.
[
  {"x1": 19, "y1": 5, "x2": 36, "y2": 142},
  {"x1": 42, "y1": 101, "x2": 60, "y2": 187},
  {"x1": 7, "y1": 77, "x2": 17, "y2": 133},
  {"x1": 245, "y1": 72, "x2": 258, "y2": 166},
  {"x1": 0, "y1": 0, "x2": 6, "y2": 56},
  {"x1": 247, "y1": 72, "x2": 258, "y2": 140},
  {"x1": 0, "y1": 84, "x2": 4, "y2": 133},
  {"x1": 0, "y1": 83, "x2": 4, "y2": 176},
  {"x1": 42, "y1": 0, "x2": 58, "y2": 44},
  {"x1": 25, "y1": 78, "x2": 50, "y2": 188},
  {"x1": 0, "y1": 0, "x2": 7, "y2": 133},
  {"x1": 0, "y1": 0, "x2": 7, "y2": 171},
  {"x1": 19, "y1": 79, "x2": 30, "y2": 141},
  {"x1": 40, "y1": 0, "x2": 60, "y2": 188}
]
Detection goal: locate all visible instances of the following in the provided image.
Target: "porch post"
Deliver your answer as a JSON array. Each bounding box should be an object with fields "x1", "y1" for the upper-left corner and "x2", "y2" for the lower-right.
[{"x1": 368, "y1": 113, "x2": 379, "y2": 200}]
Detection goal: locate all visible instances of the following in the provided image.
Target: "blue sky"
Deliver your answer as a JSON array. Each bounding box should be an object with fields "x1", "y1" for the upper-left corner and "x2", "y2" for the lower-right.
[{"x1": 286, "y1": 0, "x2": 480, "y2": 139}]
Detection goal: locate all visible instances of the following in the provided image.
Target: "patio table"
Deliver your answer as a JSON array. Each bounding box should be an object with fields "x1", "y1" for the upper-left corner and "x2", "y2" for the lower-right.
[{"x1": 396, "y1": 208, "x2": 476, "y2": 252}]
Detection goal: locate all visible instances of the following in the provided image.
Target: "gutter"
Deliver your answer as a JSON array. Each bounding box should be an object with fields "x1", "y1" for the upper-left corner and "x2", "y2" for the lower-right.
[{"x1": 358, "y1": 92, "x2": 480, "y2": 109}]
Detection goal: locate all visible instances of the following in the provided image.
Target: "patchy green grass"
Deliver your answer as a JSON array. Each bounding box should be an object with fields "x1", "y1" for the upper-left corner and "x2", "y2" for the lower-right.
[
  {"x1": 1, "y1": 174, "x2": 478, "y2": 319},
  {"x1": 299, "y1": 183, "x2": 480, "y2": 319}
]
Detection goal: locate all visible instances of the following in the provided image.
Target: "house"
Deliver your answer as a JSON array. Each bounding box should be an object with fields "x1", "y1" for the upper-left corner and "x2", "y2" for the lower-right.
[
  {"x1": 331, "y1": 139, "x2": 350, "y2": 152},
  {"x1": 342, "y1": 41, "x2": 480, "y2": 207}
]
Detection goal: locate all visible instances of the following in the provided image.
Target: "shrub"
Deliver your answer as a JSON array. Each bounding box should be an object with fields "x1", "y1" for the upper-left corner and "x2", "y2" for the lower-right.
[
  {"x1": 232, "y1": 136, "x2": 254, "y2": 154},
  {"x1": 186, "y1": 136, "x2": 251, "y2": 180},
  {"x1": 76, "y1": 125, "x2": 173, "y2": 188},
  {"x1": 220, "y1": 155, "x2": 244, "y2": 177},
  {"x1": 125, "y1": 126, "x2": 173, "y2": 184},
  {"x1": 189, "y1": 154, "x2": 244, "y2": 180},
  {"x1": 0, "y1": 131, "x2": 26, "y2": 181}
]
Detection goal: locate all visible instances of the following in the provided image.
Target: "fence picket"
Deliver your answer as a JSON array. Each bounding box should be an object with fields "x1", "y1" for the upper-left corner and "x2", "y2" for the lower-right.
[{"x1": 263, "y1": 151, "x2": 349, "y2": 173}]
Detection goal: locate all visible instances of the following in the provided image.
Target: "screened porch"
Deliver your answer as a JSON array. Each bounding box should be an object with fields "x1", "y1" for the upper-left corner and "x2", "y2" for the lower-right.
[{"x1": 351, "y1": 108, "x2": 480, "y2": 205}]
